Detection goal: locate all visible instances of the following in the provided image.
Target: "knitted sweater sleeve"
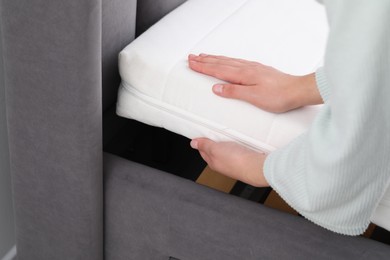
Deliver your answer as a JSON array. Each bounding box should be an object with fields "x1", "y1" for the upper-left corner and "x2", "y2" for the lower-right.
[{"x1": 263, "y1": 0, "x2": 390, "y2": 235}]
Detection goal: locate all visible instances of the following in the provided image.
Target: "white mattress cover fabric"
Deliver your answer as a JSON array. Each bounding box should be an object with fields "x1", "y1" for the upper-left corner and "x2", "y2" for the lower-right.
[{"x1": 116, "y1": 0, "x2": 390, "y2": 231}]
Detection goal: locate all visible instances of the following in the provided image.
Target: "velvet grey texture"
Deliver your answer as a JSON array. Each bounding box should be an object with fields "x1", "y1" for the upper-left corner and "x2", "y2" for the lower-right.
[
  {"x1": 136, "y1": 0, "x2": 187, "y2": 35},
  {"x1": 0, "y1": 9, "x2": 16, "y2": 257},
  {"x1": 104, "y1": 153, "x2": 390, "y2": 260},
  {"x1": 102, "y1": 0, "x2": 137, "y2": 148},
  {"x1": 2, "y1": 0, "x2": 390, "y2": 259},
  {"x1": 102, "y1": 0, "x2": 137, "y2": 112},
  {"x1": 0, "y1": 1, "x2": 103, "y2": 259}
]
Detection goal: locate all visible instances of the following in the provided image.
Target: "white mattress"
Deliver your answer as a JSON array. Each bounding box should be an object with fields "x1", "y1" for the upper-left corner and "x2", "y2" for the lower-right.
[
  {"x1": 116, "y1": 0, "x2": 390, "y2": 231},
  {"x1": 117, "y1": 0, "x2": 328, "y2": 153}
]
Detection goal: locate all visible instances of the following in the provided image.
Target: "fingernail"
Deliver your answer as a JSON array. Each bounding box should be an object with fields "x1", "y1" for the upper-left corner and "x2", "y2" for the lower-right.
[
  {"x1": 188, "y1": 54, "x2": 196, "y2": 59},
  {"x1": 213, "y1": 84, "x2": 223, "y2": 94},
  {"x1": 190, "y1": 140, "x2": 198, "y2": 149},
  {"x1": 199, "y1": 53, "x2": 208, "y2": 57}
]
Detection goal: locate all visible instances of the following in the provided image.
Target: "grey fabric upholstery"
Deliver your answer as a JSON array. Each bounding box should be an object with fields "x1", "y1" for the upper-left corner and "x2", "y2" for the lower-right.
[
  {"x1": 0, "y1": 1, "x2": 103, "y2": 259},
  {"x1": 136, "y1": 0, "x2": 187, "y2": 35},
  {"x1": 0, "y1": 11, "x2": 16, "y2": 256},
  {"x1": 104, "y1": 153, "x2": 390, "y2": 260},
  {"x1": 1, "y1": 0, "x2": 390, "y2": 259},
  {"x1": 101, "y1": 0, "x2": 137, "y2": 148},
  {"x1": 102, "y1": 0, "x2": 137, "y2": 112}
]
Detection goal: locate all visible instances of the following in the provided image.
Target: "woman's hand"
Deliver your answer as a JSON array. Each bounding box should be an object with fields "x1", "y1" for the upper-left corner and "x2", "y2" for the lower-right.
[
  {"x1": 187, "y1": 54, "x2": 322, "y2": 185},
  {"x1": 188, "y1": 53, "x2": 323, "y2": 113},
  {"x1": 191, "y1": 138, "x2": 269, "y2": 187}
]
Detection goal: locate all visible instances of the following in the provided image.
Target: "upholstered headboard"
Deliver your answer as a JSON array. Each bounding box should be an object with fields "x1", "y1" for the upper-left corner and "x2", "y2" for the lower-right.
[
  {"x1": 102, "y1": 0, "x2": 137, "y2": 112},
  {"x1": 0, "y1": 0, "x2": 191, "y2": 258},
  {"x1": 136, "y1": 0, "x2": 187, "y2": 36},
  {"x1": 0, "y1": 0, "x2": 136, "y2": 258}
]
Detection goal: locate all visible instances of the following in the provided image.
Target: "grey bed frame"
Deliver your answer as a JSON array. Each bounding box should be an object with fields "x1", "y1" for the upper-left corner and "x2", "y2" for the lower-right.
[{"x1": 1, "y1": 0, "x2": 390, "y2": 259}]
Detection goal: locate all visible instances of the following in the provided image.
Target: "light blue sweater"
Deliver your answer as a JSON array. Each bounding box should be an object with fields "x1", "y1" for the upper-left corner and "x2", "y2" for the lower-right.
[{"x1": 264, "y1": 0, "x2": 390, "y2": 235}]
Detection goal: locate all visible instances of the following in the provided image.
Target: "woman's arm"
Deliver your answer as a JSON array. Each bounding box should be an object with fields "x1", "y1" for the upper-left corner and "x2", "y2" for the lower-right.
[{"x1": 189, "y1": 0, "x2": 390, "y2": 235}]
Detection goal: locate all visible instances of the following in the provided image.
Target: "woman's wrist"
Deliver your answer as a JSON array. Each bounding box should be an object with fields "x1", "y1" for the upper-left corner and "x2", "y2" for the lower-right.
[{"x1": 289, "y1": 73, "x2": 323, "y2": 109}]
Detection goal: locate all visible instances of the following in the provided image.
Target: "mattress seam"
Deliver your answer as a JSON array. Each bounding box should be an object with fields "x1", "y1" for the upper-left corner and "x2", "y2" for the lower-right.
[
  {"x1": 160, "y1": 0, "x2": 251, "y2": 102},
  {"x1": 119, "y1": 82, "x2": 275, "y2": 153}
]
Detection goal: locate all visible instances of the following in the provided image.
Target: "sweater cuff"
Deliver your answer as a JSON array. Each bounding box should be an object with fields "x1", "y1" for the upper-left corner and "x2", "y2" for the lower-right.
[
  {"x1": 315, "y1": 67, "x2": 331, "y2": 103},
  {"x1": 263, "y1": 142, "x2": 368, "y2": 236}
]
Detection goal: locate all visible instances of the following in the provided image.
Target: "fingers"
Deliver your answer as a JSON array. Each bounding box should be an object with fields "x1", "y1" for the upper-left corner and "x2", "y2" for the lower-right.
[
  {"x1": 189, "y1": 54, "x2": 246, "y2": 67},
  {"x1": 188, "y1": 53, "x2": 259, "y2": 84},
  {"x1": 190, "y1": 138, "x2": 232, "y2": 174},
  {"x1": 193, "y1": 53, "x2": 257, "y2": 66},
  {"x1": 212, "y1": 83, "x2": 257, "y2": 104},
  {"x1": 189, "y1": 59, "x2": 244, "y2": 84},
  {"x1": 190, "y1": 138, "x2": 269, "y2": 187},
  {"x1": 188, "y1": 53, "x2": 260, "y2": 104}
]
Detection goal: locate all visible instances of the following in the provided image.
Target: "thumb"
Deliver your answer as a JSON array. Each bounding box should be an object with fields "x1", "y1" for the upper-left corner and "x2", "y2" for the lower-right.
[
  {"x1": 212, "y1": 84, "x2": 254, "y2": 103},
  {"x1": 190, "y1": 138, "x2": 215, "y2": 154},
  {"x1": 191, "y1": 138, "x2": 217, "y2": 166}
]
